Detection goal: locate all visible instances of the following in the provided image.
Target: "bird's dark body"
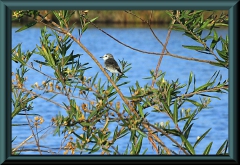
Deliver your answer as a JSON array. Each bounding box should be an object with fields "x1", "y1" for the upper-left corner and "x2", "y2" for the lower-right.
[{"x1": 105, "y1": 58, "x2": 122, "y2": 74}]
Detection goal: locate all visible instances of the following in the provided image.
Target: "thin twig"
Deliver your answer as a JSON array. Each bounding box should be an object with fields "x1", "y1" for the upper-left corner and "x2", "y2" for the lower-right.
[
  {"x1": 181, "y1": 85, "x2": 228, "y2": 98},
  {"x1": 151, "y1": 19, "x2": 176, "y2": 87},
  {"x1": 86, "y1": 18, "x2": 218, "y2": 66},
  {"x1": 26, "y1": 63, "x2": 57, "y2": 80},
  {"x1": 12, "y1": 134, "x2": 33, "y2": 152},
  {"x1": 143, "y1": 122, "x2": 189, "y2": 155},
  {"x1": 124, "y1": 10, "x2": 168, "y2": 52},
  {"x1": 19, "y1": 87, "x2": 66, "y2": 109},
  {"x1": 24, "y1": 110, "x2": 42, "y2": 155}
]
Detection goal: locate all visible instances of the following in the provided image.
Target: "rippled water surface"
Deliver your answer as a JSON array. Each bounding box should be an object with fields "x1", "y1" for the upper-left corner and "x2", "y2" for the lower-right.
[{"x1": 12, "y1": 26, "x2": 228, "y2": 155}]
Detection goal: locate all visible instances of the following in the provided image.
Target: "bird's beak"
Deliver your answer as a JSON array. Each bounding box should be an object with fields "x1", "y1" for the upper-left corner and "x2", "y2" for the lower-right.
[{"x1": 100, "y1": 56, "x2": 103, "y2": 58}]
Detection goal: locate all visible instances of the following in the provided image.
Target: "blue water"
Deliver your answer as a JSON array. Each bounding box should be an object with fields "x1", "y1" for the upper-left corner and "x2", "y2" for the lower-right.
[{"x1": 11, "y1": 26, "x2": 228, "y2": 155}]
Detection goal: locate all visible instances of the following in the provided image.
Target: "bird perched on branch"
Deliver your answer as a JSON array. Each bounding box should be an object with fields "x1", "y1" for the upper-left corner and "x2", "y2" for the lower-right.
[{"x1": 100, "y1": 53, "x2": 123, "y2": 76}]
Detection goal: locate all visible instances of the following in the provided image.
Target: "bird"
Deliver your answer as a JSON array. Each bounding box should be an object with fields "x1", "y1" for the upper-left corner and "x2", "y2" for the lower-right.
[{"x1": 100, "y1": 53, "x2": 123, "y2": 76}]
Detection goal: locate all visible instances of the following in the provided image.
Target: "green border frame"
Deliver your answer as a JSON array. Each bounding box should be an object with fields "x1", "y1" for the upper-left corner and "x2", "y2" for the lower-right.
[{"x1": 0, "y1": 0, "x2": 239, "y2": 164}]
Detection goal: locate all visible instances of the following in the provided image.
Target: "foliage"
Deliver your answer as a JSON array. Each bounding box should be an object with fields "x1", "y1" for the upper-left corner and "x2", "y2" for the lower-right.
[{"x1": 11, "y1": 10, "x2": 228, "y2": 155}]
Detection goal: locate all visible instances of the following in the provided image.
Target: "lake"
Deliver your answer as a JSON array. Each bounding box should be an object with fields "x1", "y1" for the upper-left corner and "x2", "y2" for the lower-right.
[{"x1": 11, "y1": 26, "x2": 228, "y2": 155}]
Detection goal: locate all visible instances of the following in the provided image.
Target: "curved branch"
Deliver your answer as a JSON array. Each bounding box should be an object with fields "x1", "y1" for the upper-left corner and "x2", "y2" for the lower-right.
[{"x1": 86, "y1": 18, "x2": 218, "y2": 66}]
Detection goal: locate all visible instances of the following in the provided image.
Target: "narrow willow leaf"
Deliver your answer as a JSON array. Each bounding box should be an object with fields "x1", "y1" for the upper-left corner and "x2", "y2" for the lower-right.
[
  {"x1": 62, "y1": 54, "x2": 73, "y2": 67},
  {"x1": 210, "y1": 38, "x2": 219, "y2": 49},
  {"x1": 200, "y1": 19, "x2": 212, "y2": 29},
  {"x1": 76, "y1": 86, "x2": 89, "y2": 91},
  {"x1": 216, "y1": 140, "x2": 228, "y2": 155},
  {"x1": 163, "y1": 129, "x2": 181, "y2": 136},
  {"x1": 193, "y1": 128, "x2": 211, "y2": 148},
  {"x1": 180, "y1": 135, "x2": 195, "y2": 155},
  {"x1": 185, "y1": 72, "x2": 193, "y2": 94},
  {"x1": 213, "y1": 29, "x2": 218, "y2": 41},
  {"x1": 118, "y1": 129, "x2": 129, "y2": 139},
  {"x1": 87, "y1": 109, "x2": 98, "y2": 120},
  {"x1": 216, "y1": 49, "x2": 228, "y2": 61},
  {"x1": 123, "y1": 104, "x2": 130, "y2": 114},
  {"x1": 137, "y1": 104, "x2": 144, "y2": 118},
  {"x1": 16, "y1": 21, "x2": 37, "y2": 32},
  {"x1": 198, "y1": 94, "x2": 220, "y2": 100},
  {"x1": 80, "y1": 121, "x2": 94, "y2": 127},
  {"x1": 162, "y1": 101, "x2": 172, "y2": 117},
  {"x1": 203, "y1": 142, "x2": 213, "y2": 155},
  {"x1": 178, "y1": 116, "x2": 190, "y2": 122},
  {"x1": 136, "y1": 135, "x2": 143, "y2": 154},
  {"x1": 184, "y1": 123, "x2": 194, "y2": 139},
  {"x1": 82, "y1": 17, "x2": 98, "y2": 34},
  {"x1": 167, "y1": 88, "x2": 172, "y2": 106},
  {"x1": 89, "y1": 144, "x2": 100, "y2": 154},
  {"x1": 124, "y1": 144, "x2": 129, "y2": 155},
  {"x1": 102, "y1": 148, "x2": 111, "y2": 153},
  {"x1": 173, "y1": 100, "x2": 178, "y2": 124},
  {"x1": 136, "y1": 129, "x2": 146, "y2": 137},
  {"x1": 194, "y1": 82, "x2": 212, "y2": 92},
  {"x1": 183, "y1": 109, "x2": 197, "y2": 132},
  {"x1": 117, "y1": 81, "x2": 130, "y2": 87},
  {"x1": 142, "y1": 148, "x2": 148, "y2": 155},
  {"x1": 185, "y1": 99, "x2": 202, "y2": 107},
  {"x1": 130, "y1": 130, "x2": 136, "y2": 142},
  {"x1": 91, "y1": 72, "x2": 99, "y2": 87},
  {"x1": 182, "y1": 45, "x2": 205, "y2": 51}
]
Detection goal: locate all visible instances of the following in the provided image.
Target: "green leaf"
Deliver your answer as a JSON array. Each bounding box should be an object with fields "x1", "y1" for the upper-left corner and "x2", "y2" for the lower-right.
[
  {"x1": 200, "y1": 19, "x2": 212, "y2": 29},
  {"x1": 182, "y1": 45, "x2": 206, "y2": 51},
  {"x1": 183, "y1": 109, "x2": 197, "y2": 132},
  {"x1": 193, "y1": 128, "x2": 211, "y2": 148},
  {"x1": 118, "y1": 129, "x2": 129, "y2": 139},
  {"x1": 173, "y1": 100, "x2": 178, "y2": 124},
  {"x1": 123, "y1": 104, "x2": 130, "y2": 114},
  {"x1": 210, "y1": 38, "x2": 219, "y2": 50},
  {"x1": 216, "y1": 140, "x2": 228, "y2": 155},
  {"x1": 91, "y1": 72, "x2": 99, "y2": 87},
  {"x1": 33, "y1": 60, "x2": 49, "y2": 66},
  {"x1": 216, "y1": 49, "x2": 228, "y2": 61},
  {"x1": 213, "y1": 29, "x2": 218, "y2": 41},
  {"x1": 185, "y1": 99, "x2": 202, "y2": 107},
  {"x1": 178, "y1": 116, "x2": 191, "y2": 122},
  {"x1": 117, "y1": 81, "x2": 130, "y2": 87},
  {"x1": 137, "y1": 104, "x2": 144, "y2": 118},
  {"x1": 142, "y1": 148, "x2": 148, "y2": 155},
  {"x1": 82, "y1": 17, "x2": 98, "y2": 34},
  {"x1": 185, "y1": 72, "x2": 193, "y2": 94},
  {"x1": 11, "y1": 136, "x2": 18, "y2": 143},
  {"x1": 130, "y1": 130, "x2": 136, "y2": 142},
  {"x1": 172, "y1": 24, "x2": 185, "y2": 31},
  {"x1": 135, "y1": 135, "x2": 143, "y2": 154},
  {"x1": 12, "y1": 55, "x2": 26, "y2": 66},
  {"x1": 162, "y1": 101, "x2": 172, "y2": 117},
  {"x1": 203, "y1": 142, "x2": 213, "y2": 155},
  {"x1": 80, "y1": 121, "x2": 94, "y2": 127},
  {"x1": 163, "y1": 129, "x2": 181, "y2": 136},
  {"x1": 76, "y1": 86, "x2": 89, "y2": 91},
  {"x1": 167, "y1": 88, "x2": 172, "y2": 106},
  {"x1": 180, "y1": 135, "x2": 195, "y2": 155},
  {"x1": 87, "y1": 109, "x2": 98, "y2": 120},
  {"x1": 89, "y1": 144, "x2": 100, "y2": 154},
  {"x1": 184, "y1": 123, "x2": 194, "y2": 139},
  {"x1": 194, "y1": 82, "x2": 213, "y2": 92},
  {"x1": 124, "y1": 144, "x2": 129, "y2": 155},
  {"x1": 16, "y1": 21, "x2": 37, "y2": 32},
  {"x1": 136, "y1": 129, "x2": 146, "y2": 137}
]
